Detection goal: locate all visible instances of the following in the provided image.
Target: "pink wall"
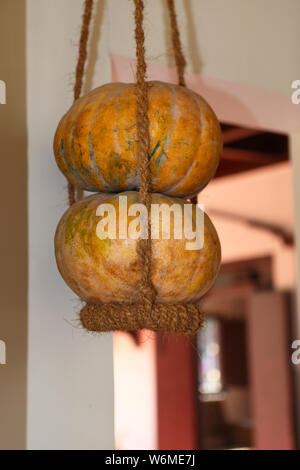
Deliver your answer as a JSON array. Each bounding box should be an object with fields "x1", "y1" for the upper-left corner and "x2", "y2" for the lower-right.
[
  {"x1": 111, "y1": 54, "x2": 300, "y2": 134},
  {"x1": 200, "y1": 162, "x2": 296, "y2": 290}
]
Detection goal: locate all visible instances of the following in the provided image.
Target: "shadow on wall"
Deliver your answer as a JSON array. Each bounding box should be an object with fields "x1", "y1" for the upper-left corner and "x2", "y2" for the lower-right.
[
  {"x1": 161, "y1": 0, "x2": 204, "y2": 73},
  {"x1": 182, "y1": 0, "x2": 203, "y2": 74}
]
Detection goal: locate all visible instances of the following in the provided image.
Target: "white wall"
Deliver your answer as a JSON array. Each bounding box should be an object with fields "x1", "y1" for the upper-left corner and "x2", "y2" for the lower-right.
[
  {"x1": 114, "y1": 332, "x2": 157, "y2": 450},
  {"x1": 26, "y1": 0, "x2": 114, "y2": 449}
]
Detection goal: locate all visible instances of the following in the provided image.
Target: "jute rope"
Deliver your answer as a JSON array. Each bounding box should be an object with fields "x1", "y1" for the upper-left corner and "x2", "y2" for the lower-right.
[
  {"x1": 68, "y1": 0, "x2": 94, "y2": 207},
  {"x1": 69, "y1": 0, "x2": 204, "y2": 333}
]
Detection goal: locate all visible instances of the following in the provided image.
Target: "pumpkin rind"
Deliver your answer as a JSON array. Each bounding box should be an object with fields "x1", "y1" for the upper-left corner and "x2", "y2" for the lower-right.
[
  {"x1": 54, "y1": 81, "x2": 222, "y2": 197},
  {"x1": 55, "y1": 191, "x2": 221, "y2": 304}
]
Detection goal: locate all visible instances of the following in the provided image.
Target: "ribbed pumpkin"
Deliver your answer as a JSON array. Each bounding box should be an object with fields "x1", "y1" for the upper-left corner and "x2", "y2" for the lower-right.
[
  {"x1": 54, "y1": 81, "x2": 222, "y2": 197},
  {"x1": 55, "y1": 191, "x2": 221, "y2": 304}
]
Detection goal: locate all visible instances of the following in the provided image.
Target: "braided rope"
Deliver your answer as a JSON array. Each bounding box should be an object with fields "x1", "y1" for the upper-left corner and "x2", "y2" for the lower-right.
[
  {"x1": 134, "y1": 0, "x2": 156, "y2": 312},
  {"x1": 80, "y1": 302, "x2": 204, "y2": 334}
]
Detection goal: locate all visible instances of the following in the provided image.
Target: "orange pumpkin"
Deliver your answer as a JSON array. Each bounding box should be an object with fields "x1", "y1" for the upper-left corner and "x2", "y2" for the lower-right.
[
  {"x1": 55, "y1": 191, "x2": 221, "y2": 304},
  {"x1": 54, "y1": 81, "x2": 222, "y2": 197}
]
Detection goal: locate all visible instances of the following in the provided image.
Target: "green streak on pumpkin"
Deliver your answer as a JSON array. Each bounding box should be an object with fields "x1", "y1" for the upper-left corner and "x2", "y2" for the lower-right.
[
  {"x1": 79, "y1": 208, "x2": 93, "y2": 245},
  {"x1": 95, "y1": 237, "x2": 110, "y2": 253},
  {"x1": 64, "y1": 202, "x2": 90, "y2": 245},
  {"x1": 60, "y1": 139, "x2": 86, "y2": 187},
  {"x1": 154, "y1": 149, "x2": 168, "y2": 167},
  {"x1": 149, "y1": 140, "x2": 160, "y2": 160},
  {"x1": 88, "y1": 132, "x2": 110, "y2": 190},
  {"x1": 109, "y1": 152, "x2": 123, "y2": 169},
  {"x1": 151, "y1": 134, "x2": 169, "y2": 168},
  {"x1": 125, "y1": 140, "x2": 132, "y2": 150},
  {"x1": 106, "y1": 152, "x2": 137, "y2": 189}
]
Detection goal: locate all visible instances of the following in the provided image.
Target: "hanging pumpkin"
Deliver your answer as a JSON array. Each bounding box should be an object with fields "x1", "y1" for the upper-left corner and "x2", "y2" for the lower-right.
[
  {"x1": 53, "y1": 0, "x2": 222, "y2": 334},
  {"x1": 54, "y1": 81, "x2": 222, "y2": 197},
  {"x1": 55, "y1": 191, "x2": 221, "y2": 304}
]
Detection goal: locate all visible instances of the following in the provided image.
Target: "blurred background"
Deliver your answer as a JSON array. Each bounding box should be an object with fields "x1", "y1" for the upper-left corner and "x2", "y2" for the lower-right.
[{"x1": 115, "y1": 156, "x2": 298, "y2": 450}]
